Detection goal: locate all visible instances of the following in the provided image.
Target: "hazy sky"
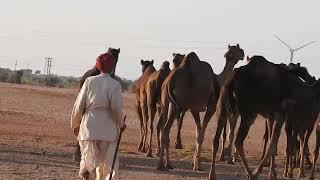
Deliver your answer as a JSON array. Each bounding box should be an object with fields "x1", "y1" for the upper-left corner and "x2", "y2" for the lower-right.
[{"x1": 0, "y1": 0, "x2": 319, "y2": 79}]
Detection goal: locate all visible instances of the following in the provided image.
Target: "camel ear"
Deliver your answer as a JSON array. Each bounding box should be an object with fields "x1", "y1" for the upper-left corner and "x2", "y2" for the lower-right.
[
  {"x1": 237, "y1": 44, "x2": 240, "y2": 48},
  {"x1": 228, "y1": 44, "x2": 231, "y2": 49},
  {"x1": 108, "y1": 47, "x2": 111, "y2": 51},
  {"x1": 140, "y1": 59, "x2": 144, "y2": 65},
  {"x1": 246, "y1": 56, "x2": 250, "y2": 61},
  {"x1": 173, "y1": 53, "x2": 176, "y2": 57},
  {"x1": 151, "y1": 60, "x2": 154, "y2": 64},
  {"x1": 117, "y1": 48, "x2": 120, "y2": 53}
]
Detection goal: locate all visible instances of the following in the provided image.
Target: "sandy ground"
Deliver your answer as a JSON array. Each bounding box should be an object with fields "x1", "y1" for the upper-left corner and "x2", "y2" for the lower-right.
[{"x1": 0, "y1": 82, "x2": 319, "y2": 180}]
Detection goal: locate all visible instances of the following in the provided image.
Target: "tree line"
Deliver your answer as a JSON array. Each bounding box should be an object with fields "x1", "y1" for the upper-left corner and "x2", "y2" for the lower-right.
[{"x1": 0, "y1": 67, "x2": 136, "y2": 92}]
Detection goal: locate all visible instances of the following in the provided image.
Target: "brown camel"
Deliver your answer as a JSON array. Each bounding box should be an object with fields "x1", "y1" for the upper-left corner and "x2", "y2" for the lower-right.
[
  {"x1": 144, "y1": 60, "x2": 171, "y2": 157},
  {"x1": 157, "y1": 44, "x2": 244, "y2": 171},
  {"x1": 136, "y1": 53, "x2": 185, "y2": 156},
  {"x1": 160, "y1": 53, "x2": 185, "y2": 150},
  {"x1": 209, "y1": 55, "x2": 320, "y2": 180},
  {"x1": 135, "y1": 59, "x2": 156, "y2": 153},
  {"x1": 73, "y1": 47, "x2": 120, "y2": 162},
  {"x1": 78, "y1": 48, "x2": 120, "y2": 86}
]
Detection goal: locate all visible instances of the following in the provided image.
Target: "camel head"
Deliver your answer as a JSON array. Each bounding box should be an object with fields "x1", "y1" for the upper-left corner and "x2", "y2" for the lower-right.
[
  {"x1": 107, "y1": 47, "x2": 121, "y2": 76},
  {"x1": 224, "y1": 44, "x2": 245, "y2": 64},
  {"x1": 172, "y1": 53, "x2": 185, "y2": 69},
  {"x1": 288, "y1": 63, "x2": 316, "y2": 84},
  {"x1": 160, "y1": 61, "x2": 170, "y2": 71},
  {"x1": 140, "y1": 59, "x2": 154, "y2": 73}
]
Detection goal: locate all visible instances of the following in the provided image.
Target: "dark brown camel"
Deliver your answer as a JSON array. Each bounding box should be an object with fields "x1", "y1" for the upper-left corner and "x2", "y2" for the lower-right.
[
  {"x1": 209, "y1": 55, "x2": 320, "y2": 180},
  {"x1": 311, "y1": 118, "x2": 320, "y2": 179},
  {"x1": 157, "y1": 44, "x2": 244, "y2": 171},
  {"x1": 280, "y1": 64, "x2": 319, "y2": 179},
  {"x1": 283, "y1": 95, "x2": 319, "y2": 179},
  {"x1": 135, "y1": 59, "x2": 156, "y2": 153},
  {"x1": 256, "y1": 62, "x2": 318, "y2": 178},
  {"x1": 73, "y1": 47, "x2": 120, "y2": 162}
]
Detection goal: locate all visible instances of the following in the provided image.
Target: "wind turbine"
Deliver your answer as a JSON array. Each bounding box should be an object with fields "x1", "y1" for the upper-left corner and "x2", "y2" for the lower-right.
[{"x1": 273, "y1": 34, "x2": 316, "y2": 63}]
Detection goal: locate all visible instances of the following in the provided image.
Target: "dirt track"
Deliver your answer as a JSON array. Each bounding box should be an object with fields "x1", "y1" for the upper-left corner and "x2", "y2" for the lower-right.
[{"x1": 0, "y1": 82, "x2": 319, "y2": 179}]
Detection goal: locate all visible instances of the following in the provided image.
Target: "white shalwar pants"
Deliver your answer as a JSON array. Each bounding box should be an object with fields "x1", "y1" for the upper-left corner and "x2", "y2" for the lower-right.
[{"x1": 79, "y1": 140, "x2": 119, "y2": 180}]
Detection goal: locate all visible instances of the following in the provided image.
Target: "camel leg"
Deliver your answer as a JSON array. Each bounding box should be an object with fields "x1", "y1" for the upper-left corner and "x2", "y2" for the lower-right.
[
  {"x1": 269, "y1": 154, "x2": 277, "y2": 180},
  {"x1": 264, "y1": 118, "x2": 274, "y2": 167},
  {"x1": 293, "y1": 138, "x2": 300, "y2": 168},
  {"x1": 298, "y1": 130, "x2": 312, "y2": 178},
  {"x1": 310, "y1": 125, "x2": 320, "y2": 180},
  {"x1": 191, "y1": 110, "x2": 202, "y2": 171},
  {"x1": 175, "y1": 110, "x2": 185, "y2": 149},
  {"x1": 253, "y1": 113, "x2": 285, "y2": 179},
  {"x1": 304, "y1": 138, "x2": 312, "y2": 169},
  {"x1": 225, "y1": 112, "x2": 238, "y2": 164},
  {"x1": 234, "y1": 113, "x2": 256, "y2": 180},
  {"x1": 157, "y1": 103, "x2": 178, "y2": 170},
  {"x1": 261, "y1": 120, "x2": 268, "y2": 164},
  {"x1": 156, "y1": 105, "x2": 164, "y2": 157},
  {"x1": 283, "y1": 120, "x2": 293, "y2": 178},
  {"x1": 193, "y1": 105, "x2": 215, "y2": 172},
  {"x1": 219, "y1": 122, "x2": 227, "y2": 162},
  {"x1": 157, "y1": 104, "x2": 168, "y2": 170},
  {"x1": 136, "y1": 104, "x2": 144, "y2": 151},
  {"x1": 141, "y1": 103, "x2": 148, "y2": 153},
  {"x1": 208, "y1": 106, "x2": 227, "y2": 180},
  {"x1": 146, "y1": 102, "x2": 156, "y2": 157},
  {"x1": 165, "y1": 103, "x2": 180, "y2": 169}
]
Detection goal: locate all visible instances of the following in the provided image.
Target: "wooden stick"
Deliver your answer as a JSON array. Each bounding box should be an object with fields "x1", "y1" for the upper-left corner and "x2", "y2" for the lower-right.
[{"x1": 109, "y1": 115, "x2": 126, "y2": 180}]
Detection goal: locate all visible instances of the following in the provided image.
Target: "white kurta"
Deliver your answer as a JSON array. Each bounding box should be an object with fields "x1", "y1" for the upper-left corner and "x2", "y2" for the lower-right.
[
  {"x1": 71, "y1": 73, "x2": 124, "y2": 180},
  {"x1": 71, "y1": 73, "x2": 124, "y2": 141}
]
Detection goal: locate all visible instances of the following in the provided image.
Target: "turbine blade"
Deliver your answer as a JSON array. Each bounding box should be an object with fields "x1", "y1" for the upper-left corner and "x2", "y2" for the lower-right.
[
  {"x1": 273, "y1": 34, "x2": 293, "y2": 50},
  {"x1": 294, "y1": 41, "x2": 316, "y2": 51}
]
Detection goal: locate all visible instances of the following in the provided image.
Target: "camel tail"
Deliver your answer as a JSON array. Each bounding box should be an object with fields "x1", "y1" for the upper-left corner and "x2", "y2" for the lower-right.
[
  {"x1": 221, "y1": 70, "x2": 237, "y2": 115},
  {"x1": 167, "y1": 74, "x2": 180, "y2": 110}
]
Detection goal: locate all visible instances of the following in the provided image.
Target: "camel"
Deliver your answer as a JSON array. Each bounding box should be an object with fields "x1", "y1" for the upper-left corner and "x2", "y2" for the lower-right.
[
  {"x1": 79, "y1": 48, "x2": 121, "y2": 86},
  {"x1": 256, "y1": 62, "x2": 318, "y2": 178},
  {"x1": 144, "y1": 61, "x2": 171, "y2": 157},
  {"x1": 160, "y1": 53, "x2": 185, "y2": 150},
  {"x1": 136, "y1": 53, "x2": 185, "y2": 156},
  {"x1": 311, "y1": 118, "x2": 320, "y2": 179},
  {"x1": 73, "y1": 47, "x2": 120, "y2": 162},
  {"x1": 157, "y1": 44, "x2": 244, "y2": 171},
  {"x1": 135, "y1": 59, "x2": 156, "y2": 153},
  {"x1": 223, "y1": 61, "x2": 317, "y2": 165},
  {"x1": 208, "y1": 55, "x2": 320, "y2": 180},
  {"x1": 283, "y1": 94, "x2": 320, "y2": 179}
]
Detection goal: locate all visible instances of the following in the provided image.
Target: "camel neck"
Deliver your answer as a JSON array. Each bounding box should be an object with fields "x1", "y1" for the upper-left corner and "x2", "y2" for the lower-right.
[{"x1": 217, "y1": 58, "x2": 237, "y2": 85}]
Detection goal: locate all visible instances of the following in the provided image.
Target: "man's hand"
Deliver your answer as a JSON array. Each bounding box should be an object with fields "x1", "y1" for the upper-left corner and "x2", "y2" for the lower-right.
[{"x1": 73, "y1": 127, "x2": 79, "y2": 136}]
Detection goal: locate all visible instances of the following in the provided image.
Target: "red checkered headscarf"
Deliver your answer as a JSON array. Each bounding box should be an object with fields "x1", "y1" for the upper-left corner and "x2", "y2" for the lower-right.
[{"x1": 96, "y1": 53, "x2": 115, "y2": 74}]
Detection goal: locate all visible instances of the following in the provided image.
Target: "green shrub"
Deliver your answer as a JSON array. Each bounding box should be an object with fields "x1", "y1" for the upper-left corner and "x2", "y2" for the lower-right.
[{"x1": 7, "y1": 70, "x2": 23, "y2": 84}]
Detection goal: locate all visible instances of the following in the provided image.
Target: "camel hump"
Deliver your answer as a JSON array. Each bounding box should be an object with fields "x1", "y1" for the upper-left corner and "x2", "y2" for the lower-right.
[
  {"x1": 180, "y1": 52, "x2": 200, "y2": 67},
  {"x1": 247, "y1": 55, "x2": 269, "y2": 65},
  {"x1": 160, "y1": 61, "x2": 170, "y2": 71}
]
